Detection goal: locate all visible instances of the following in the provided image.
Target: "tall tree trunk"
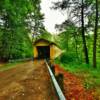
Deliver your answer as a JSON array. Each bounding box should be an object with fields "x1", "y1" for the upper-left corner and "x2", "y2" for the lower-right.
[
  {"x1": 81, "y1": 0, "x2": 89, "y2": 64},
  {"x1": 73, "y1": 32, "x2": 79, "y2": 60},
  {"x1": 93, "y1": 0, "x2": 98, "y2": 68}
]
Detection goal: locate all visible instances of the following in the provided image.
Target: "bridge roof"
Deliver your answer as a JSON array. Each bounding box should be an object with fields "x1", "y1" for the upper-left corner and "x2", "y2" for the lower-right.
[{"x1": 34, "y1": 38, "x2": 58, "y2": 46}]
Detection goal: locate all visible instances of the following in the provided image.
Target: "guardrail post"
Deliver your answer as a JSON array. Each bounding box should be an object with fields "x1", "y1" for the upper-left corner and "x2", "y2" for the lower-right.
[
  {"x1": 50, "y1": 64, "x2": 55, "y2": 75},
  {"x1": 56, "y1": 73, "x2": 64, "y2": 92}
]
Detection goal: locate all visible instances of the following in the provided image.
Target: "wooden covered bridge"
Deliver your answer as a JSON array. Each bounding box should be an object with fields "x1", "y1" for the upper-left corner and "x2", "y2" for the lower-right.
[{"x1": 33, "y1": 38, "x2": 62, "y2": 60}]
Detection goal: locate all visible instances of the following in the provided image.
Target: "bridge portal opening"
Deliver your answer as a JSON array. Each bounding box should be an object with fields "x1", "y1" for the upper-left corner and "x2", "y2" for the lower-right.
[{"x1": 37, "y1": 46, "x2": 50, "y2": 59}]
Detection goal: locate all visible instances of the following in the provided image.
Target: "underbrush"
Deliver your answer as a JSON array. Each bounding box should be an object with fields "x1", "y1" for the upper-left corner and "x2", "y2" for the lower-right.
[{"x1": 55, "y1": 55, "x2": 100, "y2": 90}]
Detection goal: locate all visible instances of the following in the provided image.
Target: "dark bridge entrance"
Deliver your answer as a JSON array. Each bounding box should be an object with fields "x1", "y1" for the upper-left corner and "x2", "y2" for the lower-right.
[{"x1": 37, "y1": 46, "x2": 50, "y2": 59}]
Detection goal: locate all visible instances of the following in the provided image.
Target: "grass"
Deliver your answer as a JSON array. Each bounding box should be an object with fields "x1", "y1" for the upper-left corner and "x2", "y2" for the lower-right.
[
  {"x1": 0, "y1": 62, "x2": 23, "y2": 72},
  {"x1": 55, "y1": 60, "x2": 100, "y2": 90}
]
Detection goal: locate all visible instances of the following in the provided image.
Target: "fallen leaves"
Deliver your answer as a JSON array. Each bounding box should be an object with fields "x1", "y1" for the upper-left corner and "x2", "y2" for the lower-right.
[{"x1": 54, "y1": 64, "x2": 94, "y2": 100}]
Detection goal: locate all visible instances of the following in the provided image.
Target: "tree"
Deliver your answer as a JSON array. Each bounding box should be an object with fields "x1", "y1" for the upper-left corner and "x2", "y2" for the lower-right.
[
  {"x1": 0, "y1": 0, "x2": 43, "y2": 61},
  {"x1": 93, "y1": 0, "x2": 99, "y2": 68},
  {"x1": 32, "y1": 0, "x2": 44, "y2": 38},
  {"x1": 52, "y1": 0, "x2": 91, "y2": 64},
  {"x1": 81, "y1": 0, "x2": 89, "y2": 64}
]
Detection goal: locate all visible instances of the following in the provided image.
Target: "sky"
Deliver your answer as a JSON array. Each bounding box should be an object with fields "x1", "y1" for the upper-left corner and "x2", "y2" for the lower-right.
[{"x1": 41, "y1": 0, "x2": 67, "y2": 34}]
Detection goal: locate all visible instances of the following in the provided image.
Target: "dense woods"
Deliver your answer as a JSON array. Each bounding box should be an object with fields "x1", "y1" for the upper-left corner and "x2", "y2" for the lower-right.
[
  {"x1": 0, "y1": 0, "x2": 100, "y2": 68},
  {"x1": 0, "y1": 0, "x2": 44, "y2": 61},
  {"x1": 0, "y1": 0, "x2": 99, "y2": 66},
  {"x1": 0, "y1": 0, "x2": 100, "y2": 99},
  {"x1": 53, "y1": 0, "x2": 100, "y2": 68}
]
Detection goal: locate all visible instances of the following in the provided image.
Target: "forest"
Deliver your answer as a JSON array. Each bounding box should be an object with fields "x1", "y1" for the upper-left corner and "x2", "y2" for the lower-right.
[{"x1": 0, "y1": 0, "x2": 100, "y2": 99}]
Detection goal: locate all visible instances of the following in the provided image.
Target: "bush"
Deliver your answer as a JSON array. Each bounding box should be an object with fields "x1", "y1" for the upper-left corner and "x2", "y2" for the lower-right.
[{"x1": 59, "y1": 52, "x2": 79, "y2": 64}]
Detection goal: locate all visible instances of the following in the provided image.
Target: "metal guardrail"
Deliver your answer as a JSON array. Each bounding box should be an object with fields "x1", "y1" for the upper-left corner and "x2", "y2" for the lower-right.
[
  {"x1": 45, "y1": 60, "x2": 66, "y2": 100},
  {"x1": 9, "y1": 58, "x2": 32, "y2": 63}
]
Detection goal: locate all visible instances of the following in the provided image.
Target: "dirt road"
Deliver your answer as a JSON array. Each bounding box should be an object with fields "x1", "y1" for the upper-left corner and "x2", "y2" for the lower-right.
[{"x1": 0, "y1": 61, "x2": 57, "y2": 100}]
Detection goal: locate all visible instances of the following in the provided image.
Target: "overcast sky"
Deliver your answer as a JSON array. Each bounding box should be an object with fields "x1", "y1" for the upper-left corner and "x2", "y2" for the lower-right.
[{"x1": 41, "y1": 0, "x2": 67, "y2": 34}]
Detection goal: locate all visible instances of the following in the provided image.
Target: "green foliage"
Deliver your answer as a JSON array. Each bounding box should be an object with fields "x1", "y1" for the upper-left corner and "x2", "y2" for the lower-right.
[
  {"x1": 0, "y1": 0, "x2": 43, "y2": 61},
  {"x1": 37, "y1": 30, "x2": 53, "y2": 41},
  {"x1": 59, "y1": 53, "x2": 78, "y2": 64},
  {"x1": 53, "y1": 0, "x2": 100, "y2": 66},
  {"x1": 55, "y1": 59, "x2": 100, "y2": 90}
]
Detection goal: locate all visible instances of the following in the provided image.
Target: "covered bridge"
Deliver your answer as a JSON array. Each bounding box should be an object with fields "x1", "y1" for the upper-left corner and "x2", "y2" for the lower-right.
[{"x1": 33, "y1": 38, "x2": 62, "y2": 60}]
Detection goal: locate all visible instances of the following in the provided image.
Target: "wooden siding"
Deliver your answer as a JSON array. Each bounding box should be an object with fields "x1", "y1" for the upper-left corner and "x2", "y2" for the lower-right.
[
  {"x1": 50, "y1": 44, "x2": 62, "y2": 60},
  {"x1": 34, "y1": 47, "x2": 38, "y2": 58}
]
